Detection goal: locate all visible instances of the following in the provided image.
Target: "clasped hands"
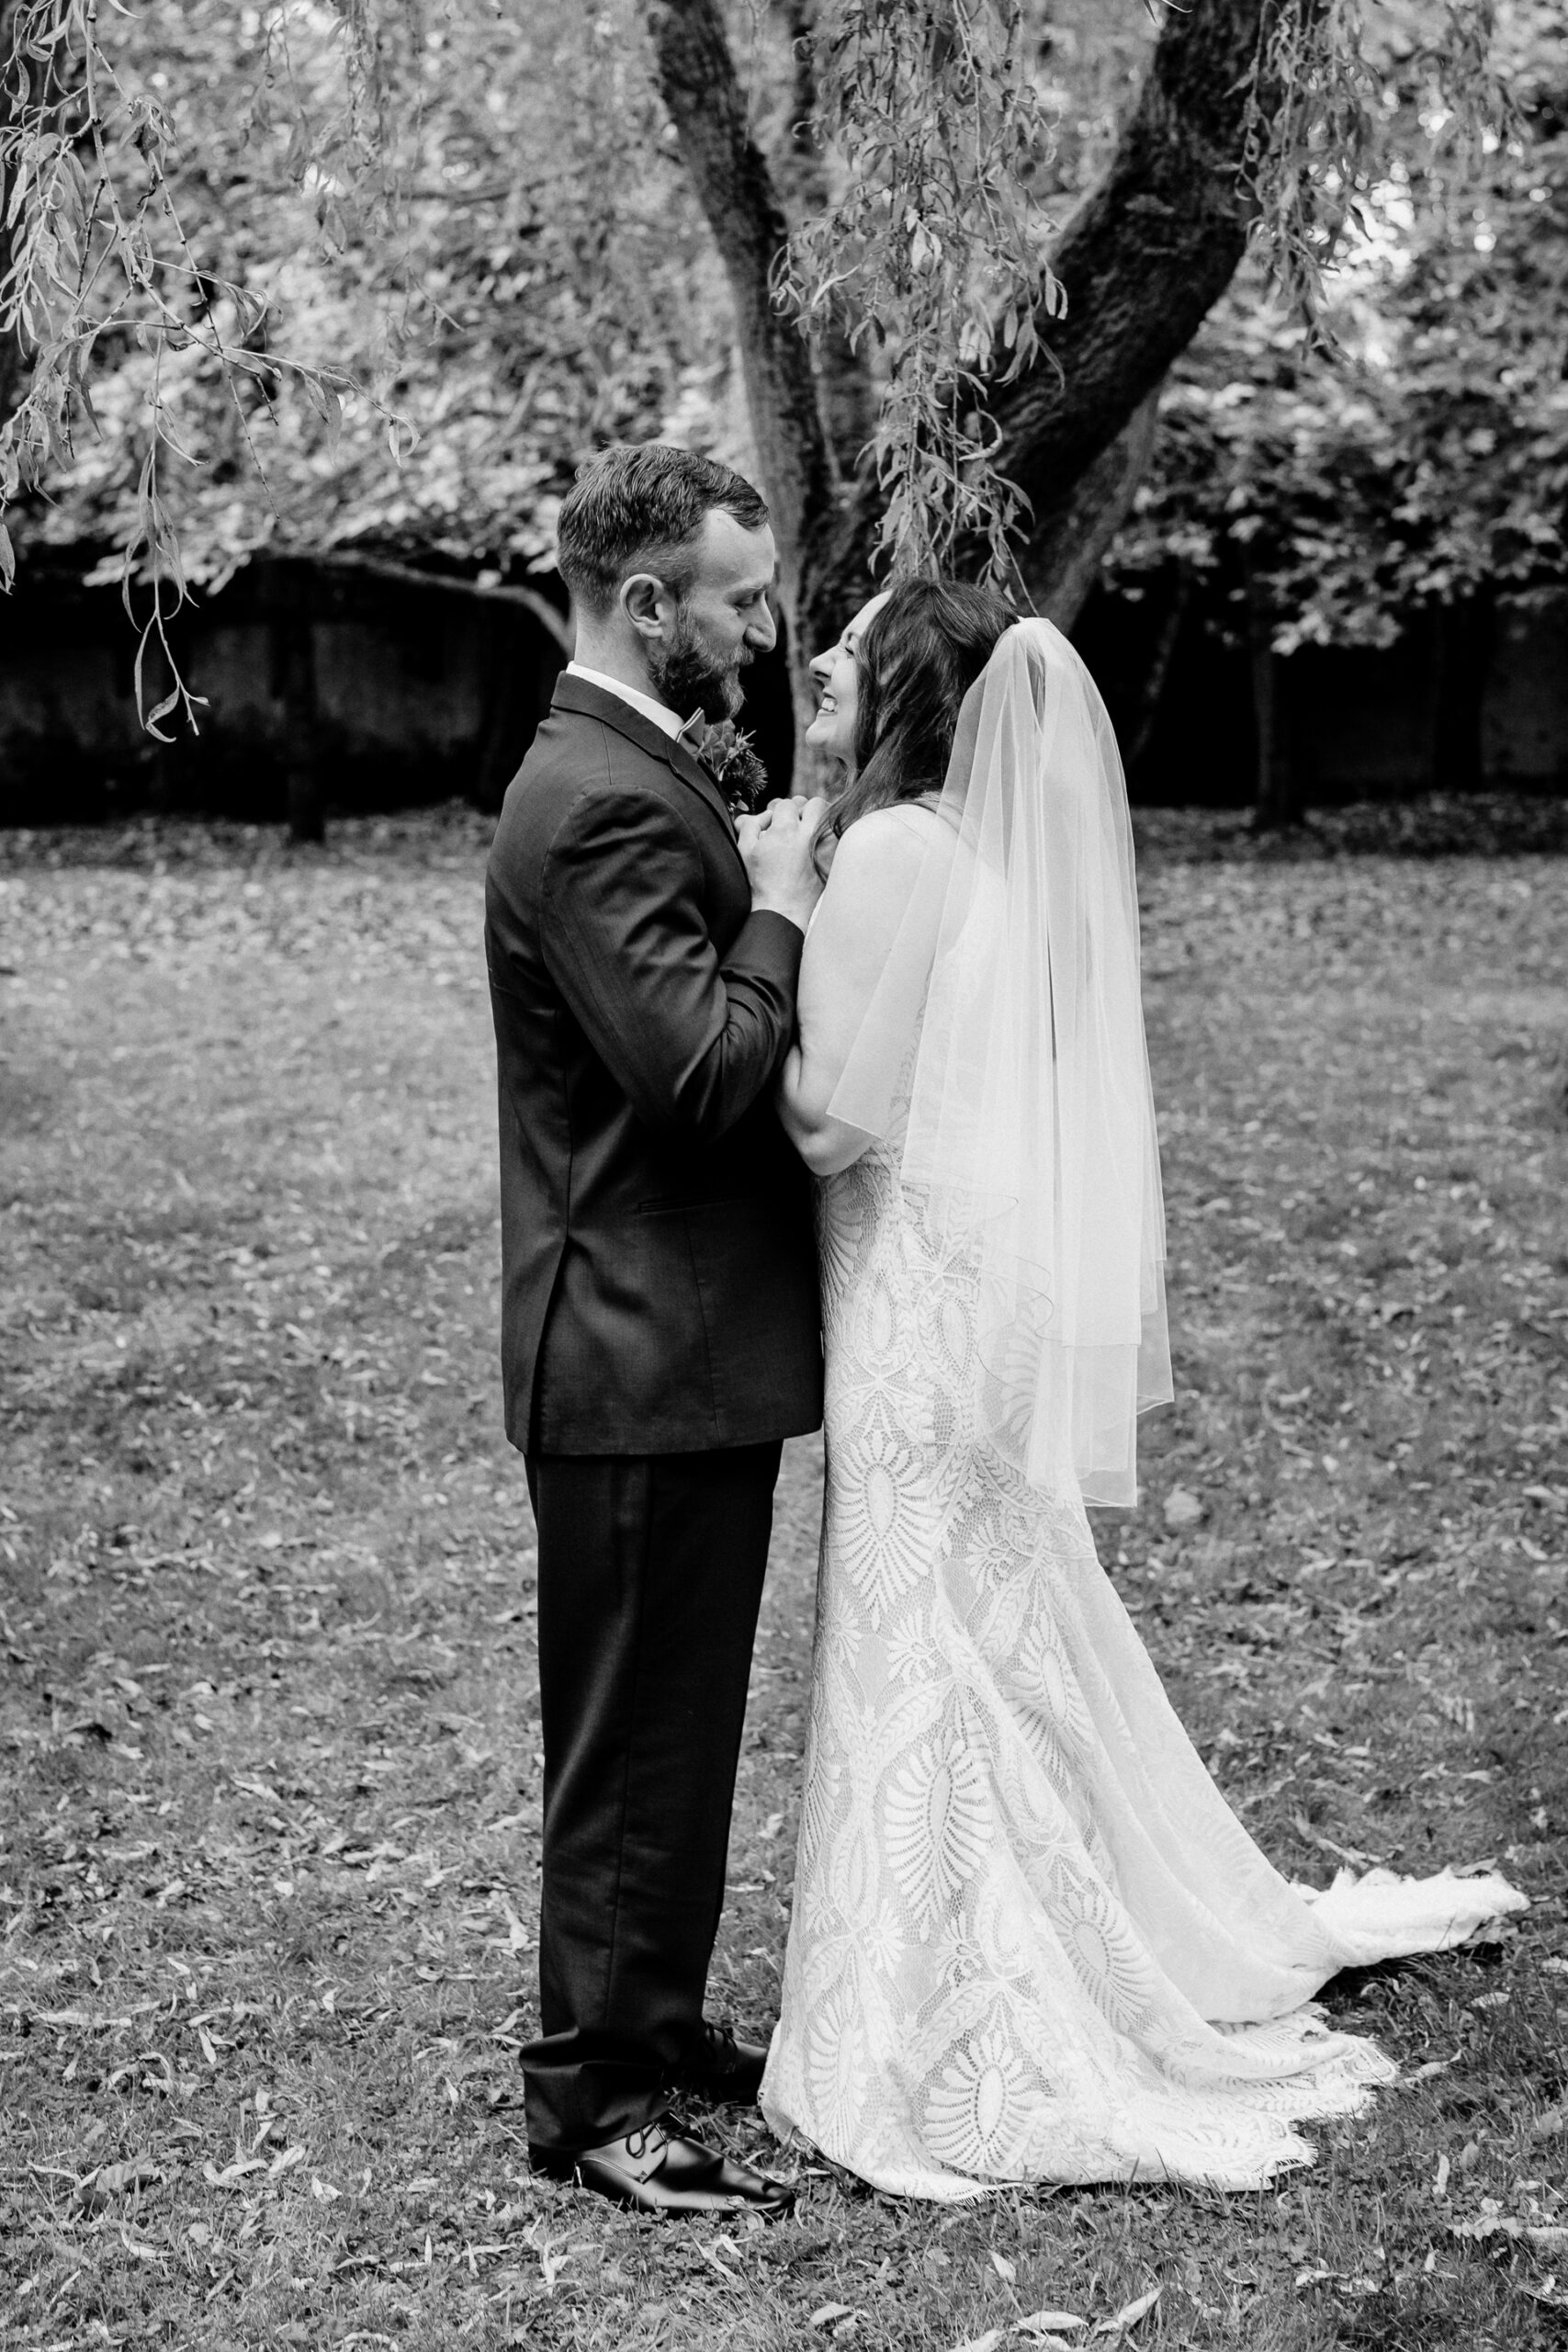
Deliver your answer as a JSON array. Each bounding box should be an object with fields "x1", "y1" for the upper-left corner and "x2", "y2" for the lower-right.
[{"x1": 737, "y1": 794, "x2": 828, "y2": 935}]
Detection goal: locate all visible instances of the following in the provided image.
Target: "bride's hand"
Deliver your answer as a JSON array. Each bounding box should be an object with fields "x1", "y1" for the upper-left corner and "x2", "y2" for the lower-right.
[{"x1": 737, "y1": 796, "x2": 828, "y2": 933}]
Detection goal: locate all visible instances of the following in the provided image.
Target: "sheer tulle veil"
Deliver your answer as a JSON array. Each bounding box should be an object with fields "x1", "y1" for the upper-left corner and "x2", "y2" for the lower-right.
[{"x1": 827, "y1": 616, "x2": 1172, "y2": 1506}]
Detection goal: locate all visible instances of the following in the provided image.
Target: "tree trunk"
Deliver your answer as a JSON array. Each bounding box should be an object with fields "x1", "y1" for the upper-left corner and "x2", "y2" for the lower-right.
[
  {"x1": 789, "y1": 0, "x2": 1301, "y2": 654},
  {"x1": 1246, "y1": 576, "x2": 1299, "y2": 830},
  {"x1": 1123, "y1": 571, "x2": 1191, "y2": 784},
  {"x1": 770, "y1": 0, "x2": 878, "y2": 489},
  {"x1": 1427, "y1": 594, "x2": 1495, "y2": 794},
  {"x1": 647, "y1": 0, "x2": 837, "y2": 751},
  {"x1": 1028, "y1": 390, "x2": 1162, "y2": 633},
  {"x1": 654, "y1": 0, "x2": 1314, "y2": 767},
  {"x1": 993, "y1": 0, "x2": 1282, "y2": 590},
  {"x1": 271, "y1": 562, "x2": 323, "y2": 843}
]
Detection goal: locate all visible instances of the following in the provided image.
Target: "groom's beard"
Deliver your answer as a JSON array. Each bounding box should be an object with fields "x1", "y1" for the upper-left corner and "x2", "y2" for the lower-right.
[{"x1": 648, "y1": 605, "x2": 749, "y2": 724}]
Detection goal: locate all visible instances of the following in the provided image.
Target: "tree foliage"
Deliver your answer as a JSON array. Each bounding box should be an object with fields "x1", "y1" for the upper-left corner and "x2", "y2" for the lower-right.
[
  {"x1": 1111, "y1": 0, "x2": 1567, "y2": 649},
  {"x1": 0, "y1": 0, "x2": 1529, "y2": 736},
  {"x1": 0, "y1": 1, "x2": 722, "y2": 717},
  {"x1": 675, "y1": 0, "x2": 1512, "y2": 652},
  {"x1": 773, "y1": 0, "x2": 1062, "y2": 585}
]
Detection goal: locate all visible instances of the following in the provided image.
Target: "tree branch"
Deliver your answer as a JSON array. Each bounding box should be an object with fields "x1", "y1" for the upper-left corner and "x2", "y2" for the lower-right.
[
  {"x1": 316, "y1": 551, "x2": 573, "y2": 654},
  {"x1": 768, "y1": 0, "x2": 876, "y2": 487},
  {"x1": 996, "y1": 0, "x2": 1280, "y2": 594},
  {"x1": 649, "y1": 0, "x2": 1310, "y2": 729},
  {"x1": 1030, "y1": 389, "x2": 1162, "y2": 630},
  {"x1": 800, "y1": 0, "x2": 1289, "y2": 644}
]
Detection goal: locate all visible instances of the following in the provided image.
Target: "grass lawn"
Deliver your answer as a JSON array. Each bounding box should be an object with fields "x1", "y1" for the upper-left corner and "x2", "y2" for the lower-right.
[{"x1": 1, "y1": 806, "x2": 1564, "y2": 2352}]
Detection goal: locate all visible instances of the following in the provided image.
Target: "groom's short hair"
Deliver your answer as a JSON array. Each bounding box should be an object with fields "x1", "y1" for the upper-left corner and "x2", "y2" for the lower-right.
[{"x1": 557, "y1": 444, "x2": 770, "y2": 616}]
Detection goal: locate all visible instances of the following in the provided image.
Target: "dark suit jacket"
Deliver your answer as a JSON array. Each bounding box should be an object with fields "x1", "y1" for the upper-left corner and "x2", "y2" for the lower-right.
[{"x1": 484, "y1": 672, "x2": 823, "y2": 1453}]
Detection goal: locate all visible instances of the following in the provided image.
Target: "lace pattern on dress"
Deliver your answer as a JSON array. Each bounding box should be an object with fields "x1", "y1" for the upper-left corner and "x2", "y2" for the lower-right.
[{"x1": 760, "y1": 1088, "x2": 1523, "y2": 2198}]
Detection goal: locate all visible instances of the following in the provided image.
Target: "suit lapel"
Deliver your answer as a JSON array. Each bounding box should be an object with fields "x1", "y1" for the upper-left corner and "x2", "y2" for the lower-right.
[
  {"x1": 551, "y1": 673, "x2": 739, "y2": 842},
  {"x1": 666, "y1": 733, "x2": 740, "y2": 840}
]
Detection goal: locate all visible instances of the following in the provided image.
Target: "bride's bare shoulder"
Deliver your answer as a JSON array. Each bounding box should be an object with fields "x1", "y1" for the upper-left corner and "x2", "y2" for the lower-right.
[{"x1": 829, "y1": 798, "x2": 944, "y2": 878}]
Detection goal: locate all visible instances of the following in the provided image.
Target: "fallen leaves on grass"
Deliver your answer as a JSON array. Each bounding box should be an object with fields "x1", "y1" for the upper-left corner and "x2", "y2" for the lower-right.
[
  {"x1": 75, "y1": 2155, "x2": 163, "y2": 2210},
  {"x1": 1451, "y1": 2216, "x2": 1568, "y2": 2249},
  {"x1": 117, "y1": 2222, "x2": 168, "y2": 2262},
  {"x1": 2, "y1": 813, "x2": 1564, "y2": 2352},
  {"x1": 695, "y1": 2236, "x2": 742, "y2": 2284},
  {"x1": 537, "y1": 2237, "x2": 577, "y2": 2290},
  {"x1": 204, "y1": 2157, "x2": 268, "y2": 2187},
  {"x1": 1093, "y1": 2286, "x2": 1161, "y2": 2335}
]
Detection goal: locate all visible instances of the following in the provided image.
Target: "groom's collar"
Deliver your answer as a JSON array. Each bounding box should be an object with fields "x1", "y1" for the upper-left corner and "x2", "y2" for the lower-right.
[
  {"x1": 563, "y1": 660, "x2": 699, "y2": 744},
  {"x1": 551, "y1": 669, "x2": 736, "y2": 840}
]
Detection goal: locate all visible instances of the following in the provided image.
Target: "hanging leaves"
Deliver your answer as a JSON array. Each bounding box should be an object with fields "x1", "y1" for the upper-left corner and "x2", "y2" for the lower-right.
[
  {"x1": 1242, "y1": 0, "x2": 1507, "y2": 343},
  {"x1": 777, "y1": 0, "x2": 1508, "y2": 594},
  {"x1": 0, "y1": 0, "x2": 1519, "y2": 729},
  {"x1": 773, "y1": 0, "x2": 1061, "y2": 590},
  {"x1": 0, "y1": 0, "x2": 375, "y2": 721},
  {"x1": 1109, "y1": 4, "x2": 1563, "y2": 649},
  {"x1": 0, "y1": 0, "x2": 715, "y2": 728}
]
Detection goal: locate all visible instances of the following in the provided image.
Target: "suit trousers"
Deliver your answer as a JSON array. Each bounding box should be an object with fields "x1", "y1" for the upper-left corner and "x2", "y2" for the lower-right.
[{"x1": 519, "y1": 1442, "x2": 782, "y2": 2153}]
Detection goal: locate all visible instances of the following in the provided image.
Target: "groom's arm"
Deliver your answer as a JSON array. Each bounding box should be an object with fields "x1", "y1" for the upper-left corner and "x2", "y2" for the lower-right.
[{"x1": 539, "y1": 786, "x2": 802, "y2": 1145}]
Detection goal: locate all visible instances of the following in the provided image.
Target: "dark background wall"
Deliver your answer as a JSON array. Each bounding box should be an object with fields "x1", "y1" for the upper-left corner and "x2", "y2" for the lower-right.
[
  {"x1": 3, "y1": 557, "x2": 1565, "y2": 827},
  {"x1": 0, "y1": 560, "x2": 572, "y2": 828},
  {"x1": 1074, "y1": 584, "x2": 1568, "y2": 812}
]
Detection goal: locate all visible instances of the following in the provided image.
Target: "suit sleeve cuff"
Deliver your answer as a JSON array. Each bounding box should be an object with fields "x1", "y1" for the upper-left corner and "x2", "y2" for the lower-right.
[{"x1": 731, "y1": 907, "x2": 807, "y2": 970}]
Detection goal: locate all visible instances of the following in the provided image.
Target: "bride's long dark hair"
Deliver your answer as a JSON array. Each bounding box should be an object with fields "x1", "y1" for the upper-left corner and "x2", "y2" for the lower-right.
[{"x1": 818, "y1": 576, "x2": 1017, "y2": 867}]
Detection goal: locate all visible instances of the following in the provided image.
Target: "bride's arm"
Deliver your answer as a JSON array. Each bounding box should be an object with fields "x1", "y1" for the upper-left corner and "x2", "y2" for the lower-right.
[{"x1": 776, "y1": 808, "x2": 932, "y2": 1177}]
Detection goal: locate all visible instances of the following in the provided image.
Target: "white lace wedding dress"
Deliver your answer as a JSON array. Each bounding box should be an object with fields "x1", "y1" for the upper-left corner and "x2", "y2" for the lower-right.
[{"x1": 759, "y1": 1090, "x2": 1526, "y2": 2198}]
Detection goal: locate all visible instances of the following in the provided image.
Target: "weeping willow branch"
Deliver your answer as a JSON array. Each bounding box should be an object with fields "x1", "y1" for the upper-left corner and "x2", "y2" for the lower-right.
[
  {"x1": 779, "y1": 0, "x2": 1508, "y2": 614},
  {"x1": 1242, "y1": 0, "x2": 1506, "y2": 337},
  {"x1": 0, "y1": 0, "x2": 1517, "y2": 744},
  {"x1": 773, "y1": 0, "x2": 1059, "y2": 588},
  {"x1": 0, "y1": 0, "x2": 402, "y2": 726}
]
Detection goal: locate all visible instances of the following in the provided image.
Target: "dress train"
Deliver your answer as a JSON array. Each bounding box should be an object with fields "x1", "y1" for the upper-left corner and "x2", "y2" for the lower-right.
[{"x1": 759, "y1": 1136, "x2": 1524, "y2": 2197}]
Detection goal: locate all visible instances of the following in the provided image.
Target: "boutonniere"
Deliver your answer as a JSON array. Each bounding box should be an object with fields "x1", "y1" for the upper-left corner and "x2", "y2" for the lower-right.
[{"x1": 694, "y1": 719, "x2": 770, "y2": 820}]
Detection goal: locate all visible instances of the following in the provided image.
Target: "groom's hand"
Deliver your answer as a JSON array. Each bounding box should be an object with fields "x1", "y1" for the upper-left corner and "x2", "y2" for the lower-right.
[{"x1": 737, "y1": 796, "x2": 827, "y2": 935}]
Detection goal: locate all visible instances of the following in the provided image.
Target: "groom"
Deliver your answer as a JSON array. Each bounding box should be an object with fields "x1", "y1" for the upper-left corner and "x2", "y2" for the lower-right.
[{"x1": 484, "y1": 445, "x2": 824, "y2": 2216}]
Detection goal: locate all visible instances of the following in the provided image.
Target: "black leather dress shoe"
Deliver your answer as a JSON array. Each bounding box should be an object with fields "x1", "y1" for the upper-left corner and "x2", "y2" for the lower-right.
[
  {"x1": 530, "y1": 2120, "x2": 793, "y2": 2217},
  {"x1": 674, "y1": 2019, "x2": 768, "y2": 2105}
]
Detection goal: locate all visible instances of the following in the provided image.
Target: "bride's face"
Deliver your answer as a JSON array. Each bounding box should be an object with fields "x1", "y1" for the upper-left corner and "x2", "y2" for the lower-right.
[{"x1": 805, "y1": 594, "x2": 889, "y2": 769}]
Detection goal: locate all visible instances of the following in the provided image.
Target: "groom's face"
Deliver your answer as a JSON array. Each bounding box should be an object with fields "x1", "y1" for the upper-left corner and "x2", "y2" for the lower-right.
[{"x1": 637, "y1": 511, "x2": 778, "y2": 724}]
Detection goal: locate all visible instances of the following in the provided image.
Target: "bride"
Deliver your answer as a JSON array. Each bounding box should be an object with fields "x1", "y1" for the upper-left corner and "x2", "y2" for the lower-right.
[{"x1": 759, "y1": 579, "x2": 1524, "y2": 2198}]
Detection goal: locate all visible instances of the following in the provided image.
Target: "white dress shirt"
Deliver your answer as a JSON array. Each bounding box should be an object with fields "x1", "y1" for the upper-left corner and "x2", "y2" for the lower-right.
[{"x1": 565, "y1": 661, "x2": 694, "y2": 743}]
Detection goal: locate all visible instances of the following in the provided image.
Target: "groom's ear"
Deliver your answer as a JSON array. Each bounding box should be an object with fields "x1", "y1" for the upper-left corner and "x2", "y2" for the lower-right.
[{"x1": 621, "y1": 571, "x2": 674, "y2": 640}]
